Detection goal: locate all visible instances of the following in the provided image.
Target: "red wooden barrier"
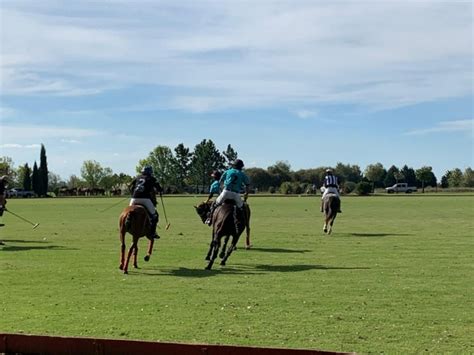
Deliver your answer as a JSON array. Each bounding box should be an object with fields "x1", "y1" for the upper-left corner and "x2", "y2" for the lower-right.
[{"x1": 0, "y1": 333, "x2": 354, "y2": 355}]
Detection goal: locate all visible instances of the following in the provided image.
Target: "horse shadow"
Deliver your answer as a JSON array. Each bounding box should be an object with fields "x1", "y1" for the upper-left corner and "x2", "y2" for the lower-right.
[
  {"x1": 0, "y1": 239, "x2": 75, "y2": 252},
  {"x1": 348, "y1": 233, "x2": 412, "y2": 238},
  {"x1": 246, "y1": 247, "x2": 312, "y2": 254},
  {"x1": 135, "y1": 263, "x2": 369, "y2": 277}
]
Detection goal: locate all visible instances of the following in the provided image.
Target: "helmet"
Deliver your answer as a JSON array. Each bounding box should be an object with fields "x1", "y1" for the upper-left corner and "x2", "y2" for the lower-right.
[
  {"x1": 0, "y1": 175, "x2": 7, "y2": 181},
  {"x1": 325, "y1": 168, "x2": 333, "y2": 174},
  {"x1": 142, "y1": 166, "x2": 153, "y2": 176},
  {"x1": 211, "y1": 170, "x2": 222, "y2": 180},
  {"x1": 233, "y1": 159, "x2": 244, "y2": 170}
]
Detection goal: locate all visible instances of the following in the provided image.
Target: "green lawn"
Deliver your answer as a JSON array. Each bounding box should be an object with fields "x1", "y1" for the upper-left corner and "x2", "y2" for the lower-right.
[{"x1": 0, "y1": 195, "x2": 473, "y2": 354}]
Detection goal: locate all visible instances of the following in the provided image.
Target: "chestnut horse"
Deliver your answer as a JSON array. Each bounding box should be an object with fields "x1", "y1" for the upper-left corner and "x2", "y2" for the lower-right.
[
  {"x1": 195, "y1": 200, "x2": 249, "y2": 270},
  {"x1": 322, "y1": 193, "x2": 340, "y2": 235},
  {"x1": 118, "y1": 205, "x2": 155, "y2": 274}
]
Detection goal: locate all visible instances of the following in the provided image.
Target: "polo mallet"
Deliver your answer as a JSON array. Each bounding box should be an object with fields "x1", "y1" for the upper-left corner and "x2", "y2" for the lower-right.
[
  {"x1": 159, "y1": 194, "x2": 171, "y2": 230},
  {"x1": 99, "y1": 197, "x2": 129, "y2": 213},
  {"x1": 5, "y1": 208, "x2": 40, "y2": 229}
]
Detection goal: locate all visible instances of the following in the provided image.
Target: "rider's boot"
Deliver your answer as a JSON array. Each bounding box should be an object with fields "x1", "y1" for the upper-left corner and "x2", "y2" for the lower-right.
[
  {"x1": 147, "y1": 213, "x2": 160, "y2": 240},
  {"x1": 205, "y1": 202, "x2": 216, "y2": 225}
]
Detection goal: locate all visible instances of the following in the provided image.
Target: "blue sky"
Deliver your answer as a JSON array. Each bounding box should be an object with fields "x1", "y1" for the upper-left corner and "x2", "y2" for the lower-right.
[{"x1": 0, "y1": 0, "x2": 472, "y2": 180}]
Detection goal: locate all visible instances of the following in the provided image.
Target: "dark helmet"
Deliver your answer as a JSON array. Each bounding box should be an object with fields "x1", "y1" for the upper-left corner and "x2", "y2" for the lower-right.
[
  {"x1": 141, "y1": 166, "x2": 153, "y2": 176},
  {"x1": 211, "y1": 170, "x2": 222, "y2": 180},
  {"x1": 233, "y1": 159, "x2": 244, "y2": 170}
]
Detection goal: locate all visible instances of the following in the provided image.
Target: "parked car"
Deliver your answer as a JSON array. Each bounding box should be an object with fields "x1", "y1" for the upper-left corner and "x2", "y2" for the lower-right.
[
  {"x1": 8, "y1": 188, "x2": 36, "y2": 198},
  {"x1": 385, "y1": 183, "x2": 417, "y2": 194}
]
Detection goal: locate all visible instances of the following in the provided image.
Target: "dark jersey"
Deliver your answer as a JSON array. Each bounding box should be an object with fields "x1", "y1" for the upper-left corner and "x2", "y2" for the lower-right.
[
  {"x1": 0, "y1": 180, "x2": 6, "y2": 195},
  {"x1": 323, "y1": 175, "x2": 339, "y2": 188},
  {"x1": 130, "y1": 175, "x2": 163, "y2": 200}
]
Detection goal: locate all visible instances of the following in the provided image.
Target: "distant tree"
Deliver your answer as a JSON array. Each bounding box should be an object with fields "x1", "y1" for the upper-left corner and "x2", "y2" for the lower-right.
[
  {"x1": 448, "y1": 168, "x2": 463, "y2": 187},
  {"x1": 267, "y1": 161, "x2": 292, "y2": 188},
  {"x1": 67, "y1": 174, "x2": 85, "y2": 189},
  {"x1": 293, "y1": 168, "x2": 325, "y2": 188},
  {"x1": 401, "y1": 165, "x2": 417, "y2": 186},
  {"x1": 342, "y1": 181, "x2": 357, "y2": 194},
  {"x1": 174, "y1": 143, "x2": 191, "y2": 191},
  {"x1": 32, "y1": 162, "x2": 40, "y2": 195},
  {"x1": 81, "y1": 160, "x2": 107, "y2": 189},
  {"x1": 364, "y1": 163, "x2": 386, "y2": 191},
  {"x1": 440, "y1": 171, "x2": 451, "y2": 188},
  {"x1": 48, "y1": 172, "x2": 64, "y2": 195},
  {"x1": 384, "y1": 165, "x2": 399, "y2": 187},
  {"x1": 21, "y1": 163, "x2": 32, "y2": 191},
  {"x1": 355, "y1": 181, "x2": 372, "y2": 195},
  {"x1": 334, "y1": 162, "x2": 362, "y2": 184},
  {"x1": 189, "y1": 139, "x2": 225, "y2": 192},
  {"x1": 0, "y1": 156, "x2": 16, "y2": 183},
  {"x1": 98, "y1": 167, "x2": 115, "y2": 191},
  {"x1": 39, "y1": 144, "x2": 49, "y2": 196},
  {"x1": 245, "y1": 167, "x2": 273, "y2": 191},
  {"x1": 279, "y1": 181, "x2": 293, "y2": 194},
  {"x1": 137, "y1": 146, "x2": 177, "y2": 188},
  {"x1": 462, "y1": 168, "x2": 474, "y2": 187},
  {"x1": 223, "y1": 144, "x2": 238, "y2": 168},
  {"x1": 415, "y1": 166, "x2": 435, "y2": 193}
]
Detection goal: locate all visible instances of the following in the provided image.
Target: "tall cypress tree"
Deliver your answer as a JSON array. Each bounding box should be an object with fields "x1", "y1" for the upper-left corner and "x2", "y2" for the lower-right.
[
  {"x1": 22, "y1": 163, "x2": 32, "y2": 191},
  {"x1": 39, "y1": 144, "x2": 48, "y2": 196},
  {"x1": 32, "y1": 162, "x2": 40, "y2": 195}
]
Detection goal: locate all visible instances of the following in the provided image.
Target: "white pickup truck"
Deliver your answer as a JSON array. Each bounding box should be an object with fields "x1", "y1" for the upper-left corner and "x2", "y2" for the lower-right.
[{"x1": 385, "y1": 183, "x2": 417, "y2": 194}]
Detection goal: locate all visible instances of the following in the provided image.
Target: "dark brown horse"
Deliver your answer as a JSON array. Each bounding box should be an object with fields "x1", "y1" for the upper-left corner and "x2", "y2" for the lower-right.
[
  {"x1": 322, "y1": 193, "x2": 340, "y2": 235},
  {"x1": 118, "y1": 205, "x2": 155, "y2": 274},
  {"x1": 195, "y1": 200, "x2": 250, "y2": 270}
]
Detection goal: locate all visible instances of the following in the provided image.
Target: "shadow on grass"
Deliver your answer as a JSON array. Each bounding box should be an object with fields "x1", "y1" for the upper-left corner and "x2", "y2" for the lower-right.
[
  {"x1": 348, "y1": 233, "x2": 412, "y2": 238},
  {"x1": 136, "y1": 266, "x2": 263, "y2": 278},
  {"x1": 244, "y1": 247, "x2": 312, "y2": 253},
  {"x1": 1, "y1": 241, "x2": 75, "y2": 252},
  {"x1": 134, "y1": 263, "x2": 369, "y2": 277}
]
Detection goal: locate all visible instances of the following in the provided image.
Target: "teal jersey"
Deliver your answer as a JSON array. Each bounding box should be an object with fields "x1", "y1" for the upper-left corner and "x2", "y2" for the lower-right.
[
  {"x1": 209, "y1": 180, "x2": 220, "y2": 194},
  {"x1": 220, "y1": 168, "x2": 250, "y2": 193}
]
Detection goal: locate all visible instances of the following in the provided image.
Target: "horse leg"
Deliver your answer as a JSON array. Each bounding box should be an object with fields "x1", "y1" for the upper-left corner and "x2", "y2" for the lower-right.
[
  {"x1": 323, "y1": 220, "x2": 328, "y2": 233},
  {"x1": 133, "y1": 242, "x2": 139, "y2": 268},
  {"x1": 220, "y1": 235, "x2": 230, "y2": 259},
  {"x1": 221, "y1": 235, "x2": 240, "y2": 266},
  {"x1": 205, "y1": 237, "x2": 220, "y2": 270},
  {"x1": 328, "y1": 214, "x2": 337, "y2": 235},
  {"x1": 245, "y1": 225, "x2": 252, "y2": 249},
  {"x1": 119, "y1": 230, "x2": 126, "y2": 270},
  {"x1": 144, "y1": 238, "x2": 154, "y2": 262},
  {"x1": 123, "y1": 241, "x2": 137, "y2": 274}
]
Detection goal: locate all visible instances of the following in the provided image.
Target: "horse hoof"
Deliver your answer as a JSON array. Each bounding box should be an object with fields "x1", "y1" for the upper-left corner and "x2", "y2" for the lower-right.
[
  {"x1": 245, "y1": 244, "x2": 252, "y2": 250},
  {"x1": 219, "y1": 252, "x2": 225, "y2": 259},
  {"x1": 144, "y1": 255, "x2": 150, "y2": 262},
  {"x1": 204, "y1": 266, "x2": 211, "y2": 270},
  {"x1": 124, "y1": 270, "x2": 128, "y2": 274},
  {"x1": 323, "y1": 228, "x2": 328, "y2": 233},
  {"x1": 205, "y1": 256, "x2": 210, "y2": 261},
  {"x1": 133, "y1": 264, "x2": 138, "y2": 269},
  {"x1": 220, "y1": 261, "x2": 226, "y2": 266},
  {"x1": 119, "y1": 265, "x2": 123, "y2": 270}
]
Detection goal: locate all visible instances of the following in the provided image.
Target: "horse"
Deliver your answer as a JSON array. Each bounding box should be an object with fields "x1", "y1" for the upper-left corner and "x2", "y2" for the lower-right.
[
  {"x1": 195, "y1": 200, "x2": 249, "y2": 270},
  {"x1": 118, "y1": 205, "x2": 155, "y2": 274},
  {"x1": 322, "y1": 193, "x2": 340, "y2": 235}
]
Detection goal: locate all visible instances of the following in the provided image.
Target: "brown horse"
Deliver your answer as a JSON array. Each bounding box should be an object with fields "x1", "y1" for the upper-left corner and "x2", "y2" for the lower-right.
[
  {"x1": 322, "y1": 193, "x2": 340, "y2": 235},
  {"x1": 195, "y1": 200, "x2": 249, "y2": 270},
  {"x1": 118, "y1": 205, "x2": 155, "y2": 274}
]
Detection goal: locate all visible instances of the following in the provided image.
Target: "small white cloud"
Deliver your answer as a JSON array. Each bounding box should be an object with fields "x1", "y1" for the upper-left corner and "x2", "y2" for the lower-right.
[
  {"x1": 60, "y1": 138, "x2": 81, "y2": 144},
  {"x1": 404, "y1": 119, "x2": 473, "y2": 136},
  {"x1": 295, "y1": 109, "x2": 318, "y2": 119},
  {"x1": 0, "y1": 143, "x2": 41, "y2": 149}
]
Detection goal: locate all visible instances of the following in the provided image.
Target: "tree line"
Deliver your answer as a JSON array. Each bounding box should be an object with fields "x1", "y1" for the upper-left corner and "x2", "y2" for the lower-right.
[{"x1": 1, "y1": 140, "x2": 473, "y2": 196}]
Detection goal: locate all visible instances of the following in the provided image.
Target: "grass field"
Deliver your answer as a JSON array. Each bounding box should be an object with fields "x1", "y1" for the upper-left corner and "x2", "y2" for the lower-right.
[{"x1": 0, "y1": 195, "x2": 473, "y2": 353}]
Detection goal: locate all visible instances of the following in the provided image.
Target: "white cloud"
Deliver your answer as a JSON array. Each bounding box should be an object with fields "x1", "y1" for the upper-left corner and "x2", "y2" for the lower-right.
[
  {"x1": 404, "y1": 119, "x2": 474, "y2": 136},
  {"x1": 0, "y1": 143, "x2": 41, "y2": 149},
  {"x1": 1, "y1": 124, "x2": 100, "y2": 141},
  {"x1": 295, "y1": 109, "x2": 318, "y2": 119},
  {"x1": 0, "y1": 1, "x2": 472, "y2": 109}
]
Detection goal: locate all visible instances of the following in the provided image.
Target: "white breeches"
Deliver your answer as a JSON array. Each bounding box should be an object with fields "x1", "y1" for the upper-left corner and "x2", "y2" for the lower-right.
[
  {"x1": 215, "y1": 190, "x2": 243, "y2": 208},
  {"x1": 321, "y1": 187, "x2": 340, "y2": 199},
  {"x1": 129, "y1": 198, "x2": 157, "y2": 216}
]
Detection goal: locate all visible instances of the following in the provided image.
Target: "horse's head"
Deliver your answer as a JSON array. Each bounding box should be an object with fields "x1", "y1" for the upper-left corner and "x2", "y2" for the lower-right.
[{"x1": 194, "y1": 201, "x2": 211, "y2": 223}]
